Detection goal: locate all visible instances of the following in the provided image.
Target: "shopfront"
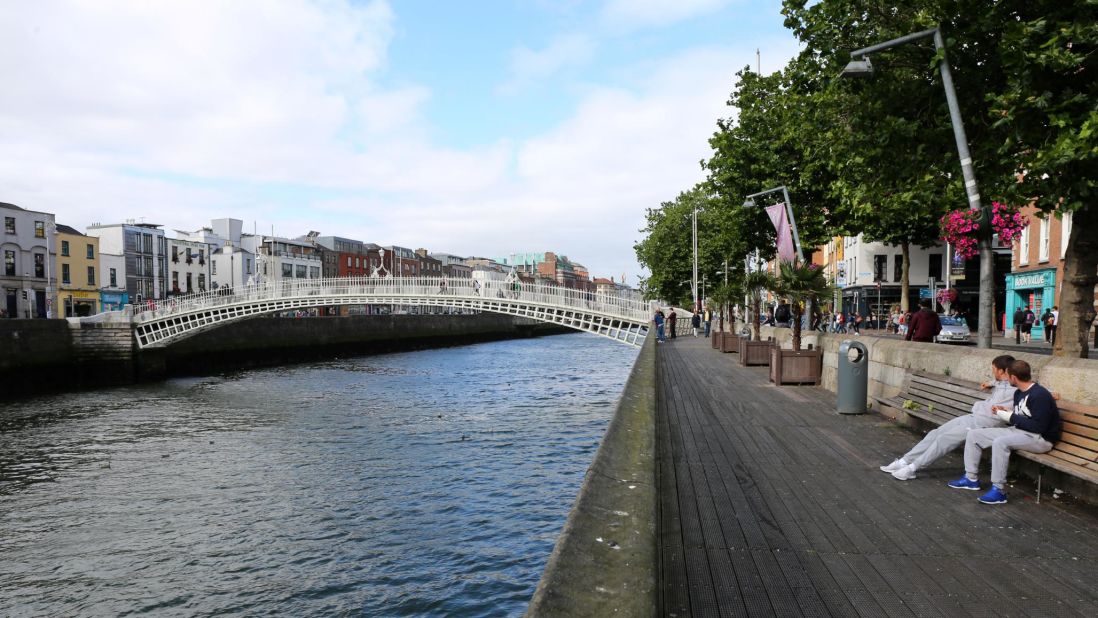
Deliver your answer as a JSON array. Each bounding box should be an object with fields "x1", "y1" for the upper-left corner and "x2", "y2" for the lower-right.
[
  {"x1": 99, "y1": 290, "x2": 129, "y2": 313},
  {"x1": 1005, "y1": 268, "x2": 1056, "y2": 336}
]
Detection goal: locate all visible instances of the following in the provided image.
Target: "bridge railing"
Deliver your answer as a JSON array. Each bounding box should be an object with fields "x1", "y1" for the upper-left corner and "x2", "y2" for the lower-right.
[{"x1": 127, "y1": 276, "x2": 651, "y2": 324}]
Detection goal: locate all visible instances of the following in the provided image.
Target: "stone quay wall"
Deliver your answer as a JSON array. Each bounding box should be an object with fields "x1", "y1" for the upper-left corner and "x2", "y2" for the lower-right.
[{"x1": 0, "y1": 314, "x2": 569, "y2": 398}]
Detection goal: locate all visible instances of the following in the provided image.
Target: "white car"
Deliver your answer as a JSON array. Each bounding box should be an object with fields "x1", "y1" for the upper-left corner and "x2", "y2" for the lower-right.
[{"x1": 934, "y1": 315, "x2": 971, "y2": 344}]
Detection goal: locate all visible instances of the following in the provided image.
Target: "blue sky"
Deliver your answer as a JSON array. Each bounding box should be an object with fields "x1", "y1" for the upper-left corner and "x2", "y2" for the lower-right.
[{"x1": 0, "y1": 0, "x2": 801, "y2": 283}]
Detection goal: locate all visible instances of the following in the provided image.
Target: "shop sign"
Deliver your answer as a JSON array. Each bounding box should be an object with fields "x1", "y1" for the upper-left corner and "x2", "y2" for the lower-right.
[{"x1": 1013, "y1": 271, "x2": 1051, "y2": 289}]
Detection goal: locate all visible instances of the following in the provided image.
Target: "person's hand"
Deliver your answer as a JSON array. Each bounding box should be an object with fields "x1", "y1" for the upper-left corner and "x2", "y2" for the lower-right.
[
  {"x1": 995, "y1": 408, "x2": 1013, "y2": 423},
  {"x1": 1052, "y1": 391, "x2": 1061, "y2": 401},
  {"x1": 980, "y1": 381, "x2": 992, "y2": 390}
]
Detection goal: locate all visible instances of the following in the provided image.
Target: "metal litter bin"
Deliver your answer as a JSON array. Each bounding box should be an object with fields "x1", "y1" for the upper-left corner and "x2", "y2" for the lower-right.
[{"x1": 837, "y1": 340, "x2": 868, "y2": 415}]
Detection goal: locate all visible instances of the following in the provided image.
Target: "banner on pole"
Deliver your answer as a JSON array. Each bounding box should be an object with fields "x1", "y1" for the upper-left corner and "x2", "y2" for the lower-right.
[{"x1": 765, "y1": 202, "x2": 796, "y2": 262}]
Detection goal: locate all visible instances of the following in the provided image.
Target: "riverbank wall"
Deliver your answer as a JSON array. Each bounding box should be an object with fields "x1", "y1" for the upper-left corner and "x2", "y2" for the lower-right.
[
  {"x1": 527, "y1": 332, "x2": 657, "y2": 617},
  {"x1": 0, "y1": 315, "x2": 570, "y2": 398}
]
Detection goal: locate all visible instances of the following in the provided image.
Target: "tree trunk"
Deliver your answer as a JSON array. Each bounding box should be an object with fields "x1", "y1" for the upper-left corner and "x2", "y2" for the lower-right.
[
  {"x1": 791, "y1": 302, "x2": 803, "y2": 351},
  {"x1": 752, "y1": 296, "x2": 761, "y2": 341},
  {"x1": 1053, "y1": 206, "x2": 1098, "y2": 358},
  {"x1": 900, "y1": 241, "x2": 910, "y2": 312}
]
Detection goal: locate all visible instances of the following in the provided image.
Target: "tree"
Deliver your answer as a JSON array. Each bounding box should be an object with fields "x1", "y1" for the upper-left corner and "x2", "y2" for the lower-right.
[
  {"x1": 985, "y1": 1, "x2": 1098, "y2": 357},
  {"x1": 773, "y1": 261, "x2": 835, "y2": 351},
  {"x1": 744, "y1": 270, "x2": 778, "y2": 342}
]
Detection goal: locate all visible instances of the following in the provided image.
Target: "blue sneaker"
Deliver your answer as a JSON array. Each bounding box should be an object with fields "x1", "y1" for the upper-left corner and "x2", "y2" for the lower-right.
[
  {"x1": 978, "y1": 487, "x2": 1008, "y2": 505},
  {"x1": 947, "y1": 476, "x2": 981, "y2": 491}
]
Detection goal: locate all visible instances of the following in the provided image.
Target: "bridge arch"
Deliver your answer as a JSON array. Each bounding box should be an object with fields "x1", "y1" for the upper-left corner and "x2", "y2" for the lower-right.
[{"x1": 117, "y1": 277, "x2": 651, "y2": 349}]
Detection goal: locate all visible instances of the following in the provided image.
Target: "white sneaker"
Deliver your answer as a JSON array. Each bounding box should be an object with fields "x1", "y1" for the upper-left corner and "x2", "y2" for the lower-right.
[
  {"x1": 891, "y1": 464, "x2": 917, "y2": 481},
  {"x1": 879, "y1": 458, "x2": 907, "y2": 473}
]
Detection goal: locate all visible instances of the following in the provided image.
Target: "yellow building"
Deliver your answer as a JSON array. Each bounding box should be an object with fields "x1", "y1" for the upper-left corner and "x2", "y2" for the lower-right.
[{"x1": 55, "y1": 224, "x2": 100, "y2": 317}]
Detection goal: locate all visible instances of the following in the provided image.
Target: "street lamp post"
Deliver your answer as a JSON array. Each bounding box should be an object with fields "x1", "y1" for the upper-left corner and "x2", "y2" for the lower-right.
[
  {"x1": 692, "y1": 205, "x2": 699, "y2": 311},
  {"x1": 841, "y1": 27, "x2": 993, "y2": 348},
  {"x1": 743, "y1": 185, "x2": 811, "y2": 323}
]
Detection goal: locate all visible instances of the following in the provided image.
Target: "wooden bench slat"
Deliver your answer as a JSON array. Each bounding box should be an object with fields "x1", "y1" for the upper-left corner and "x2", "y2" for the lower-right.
[
  {"x1": 909, "y1": 374, "x2": 986, "y2": 399},
  {"x1": 1060, "y1": 410, "x2": 1098, "y2": 430},
  {"x1": 1062, "y1": 421, "x2": 1098, "y2": 441},
  {"x1": 907, "y1": 378, "x2": 984, "y2": 402},
  {"x1": 1048, "y1": 440, "x2": 1098, "y2": 462},
  {"x1": 1058, "y1": 400, "x2": 1098, "y2": 418},
  {"x1": 1057, "y1": 432, "x2": 1098, "y2": 457},
  {"x1": 902, "y1": 388, "x2": 973, "y2": 418},
  {"x1": 1023, "y1": 447, "x2": 1091, "y2": 469}
]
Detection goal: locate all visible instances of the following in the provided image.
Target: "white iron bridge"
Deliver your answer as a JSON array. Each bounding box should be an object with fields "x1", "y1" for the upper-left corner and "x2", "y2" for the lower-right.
[{"x1": 118, "y1": 277, "x2": 652, "y2": 349}]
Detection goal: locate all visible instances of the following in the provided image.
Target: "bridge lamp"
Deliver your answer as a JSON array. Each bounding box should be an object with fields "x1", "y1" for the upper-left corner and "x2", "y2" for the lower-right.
[{"x1": 839, "y1": 26, "x2": 992, "y2": 348}]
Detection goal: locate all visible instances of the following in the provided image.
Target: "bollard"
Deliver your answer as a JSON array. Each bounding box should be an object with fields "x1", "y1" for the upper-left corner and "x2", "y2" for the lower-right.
[{"x1": 837, "y1": 340, "x2": 868, "y2": 414}]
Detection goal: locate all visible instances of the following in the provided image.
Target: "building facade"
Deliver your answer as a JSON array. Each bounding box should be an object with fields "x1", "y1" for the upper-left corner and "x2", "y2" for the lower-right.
[
  {"x1": 431, "y1": 253, "x2": 472, "y2": 279},
  {"x1": 384, "y1": 246, "x2": 419, "y2": 277},
  {"x1": 86, "y1": 222, "x2": 167, "y2": 303},
  {"x1": 243, "y1": 235, "x2": 321, "y2": 284},
  {"x1": 167, "y1": 237, "x2": 212, "y2": 295},
  {"x1": 55, "y1": 224, "x2": 100, "y2": 317},
  {"x1": 1, "y1": 202, "x2": 56, "y2": 318}
]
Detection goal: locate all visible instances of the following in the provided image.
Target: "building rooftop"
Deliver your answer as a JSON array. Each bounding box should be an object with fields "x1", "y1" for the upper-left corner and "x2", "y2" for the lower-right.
[
  {"x1": 55, "y1": 224, "x2": 84, "y2": 236},
  {"x1": 0, "y1": 201, "x2": 26, "y2": 212}
]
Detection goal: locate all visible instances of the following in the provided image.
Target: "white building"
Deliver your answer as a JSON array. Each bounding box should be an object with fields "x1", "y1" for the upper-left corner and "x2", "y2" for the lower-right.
[
  {"x1": 210, "y1": 244, "x2": 254, "y2": 291},
  {"x1": 242, "y1": 234, "x2": 322, "y2": 283},
  {"x1": 167, "y1": 236, "x2": 213, "y2": 295},
  {"x1": 838, "y1": 233, "x2": 948, "y2": 316},
  {"x1": 1, "y1": 201, "x2": 56, "y2": 318},
  {"x1": 86, "y1": 221, "x2": 168, "y2": 302}
]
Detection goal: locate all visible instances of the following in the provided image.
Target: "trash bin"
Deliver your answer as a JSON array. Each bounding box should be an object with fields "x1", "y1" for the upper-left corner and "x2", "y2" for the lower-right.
[{"x1": 837, "y1": 340, "x2": 868, "y2": 415}]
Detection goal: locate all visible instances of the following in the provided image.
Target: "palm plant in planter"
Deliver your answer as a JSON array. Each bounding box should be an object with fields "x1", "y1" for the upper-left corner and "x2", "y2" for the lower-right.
[
  {"x1": 740, "y1": 270, "x2": 777, "y2": 365},
  {"x1": 769, "y1": 261, "x2": 834, "y2": 384},
  {"x1": 709, "y1": 283, "x2": 740, "y2": 352}
]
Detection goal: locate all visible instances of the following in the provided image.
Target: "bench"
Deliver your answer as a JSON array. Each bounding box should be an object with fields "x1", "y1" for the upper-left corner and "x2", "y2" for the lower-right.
[{"x1": 872, "y1": 370, "x2": 1098, "y2": 502}]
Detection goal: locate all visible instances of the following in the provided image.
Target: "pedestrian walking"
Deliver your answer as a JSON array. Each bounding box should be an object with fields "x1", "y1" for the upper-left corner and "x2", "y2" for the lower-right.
[
  {"x1": 1012, "y1": 306, "x2": 1025, "y2": 344},
  {"x1": 654, "y1": 309, "x2": 666, "y2": 343},
  {"x1": 1048, "y1": 306, "x2": 1059, "y2": 346},
  {"x1": 1022, "y1": 306, "x2": 1036, "y2": 343},
  {"x1": 668, "y1": 309, "x2": 678, "y2": 340},
  {"x1": 904, "y1": 299, "x2": 942, "y2": 343},
  {"x1": 851, "y1": 312, "x2": 862, "y2": 335},
  {"x1": 703, "y1": 307, "x2": 712, "y2": 337},
  {"x1": 691, "y1": 310, "x2": 701, "y2": 337}
]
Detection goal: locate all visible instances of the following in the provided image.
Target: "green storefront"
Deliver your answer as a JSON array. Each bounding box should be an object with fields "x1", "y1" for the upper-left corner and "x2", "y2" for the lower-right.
[{"x1": 1004, "y1": 268, "x2": 1056, "y2": 337}]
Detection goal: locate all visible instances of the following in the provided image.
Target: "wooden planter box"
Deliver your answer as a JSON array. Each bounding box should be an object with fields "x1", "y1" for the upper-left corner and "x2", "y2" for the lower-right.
[
  {"x1": 769, "y1": 346, "x2": 823, "y2": 385},
  {"x1": 720, "y1": 332, "x2": 739, "y2": 353},
  {"x1": 739, "y1": 337, "x2": 772, "y2": 366},
  {"x1": 711, "y1": 328, "x2": 720, "y2": 349}
]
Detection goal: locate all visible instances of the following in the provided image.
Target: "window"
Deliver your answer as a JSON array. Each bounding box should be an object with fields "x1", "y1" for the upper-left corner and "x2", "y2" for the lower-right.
[
  {"x1": 62, "y1": 263, "x2": 71, "y2": 284},
  {"x1": 35, "y1": 221, "x2": 45, "y2": 238},
  {"x1": 198, "y1": 273, "x2": 206, "y2": 292},
  {"x1": 185, "y1": 272, "x2": 192, "y2": 293},
  {"x1": 86, "y1": 244, "x2": 94, "y2": 259},
  {"x1": 347, "y1": 256, "x2": 352, "y2": 267},
  {"x1": 296, "y1": 264, "x2": 307, "y2": 278},
  {"x1": 1019, "y1": 225, "x2": 1030, "y2": 265},
  {"x1": 110, "y1": 268, "x2": 117, "y2": 287},
  {"x1": 246, "y1": 259, "x2": 252, "y2": 274},
  {"x1": 211, "y1": 260, "x2": 217, "y2": 275},
  {"x1": 309, "y1": 266, "x2": 320, "y2": 278},
  {"x1": 1039, "y1": 217, "x2": 1050, "y2": 262},
  {"x1": 893, "y1": 255, "x2": 903, "y2": 283},
  {"x1": 4, "y1": 250, "x2": 14, "y2": 276},
  {"x1": 87, "y1": 266, "x2": 95, "y2": 286},
  {"x1": 172, "y1": 271, "x2": 179, "y2": 292},
  {"x1": 142, "y1": 233, "x2": 153, "y2": 254},
  {"x1": 282, "y1": 263, "x2": 293, "y2": 278},
  {"x1": 172, "y1": 245, "x2": 179, "y2": 262},
  {"x1": 4, "y1": 217, "x2": 13, "y2": 234},
  {"x1": 928, "y1": 254, "x2": 943, "y2": 282},
  {"x1": 873, "y1": 255, "x2": 887, "y2": 282},
  {"x1": 61, "y1": 240, "x2": 70, "y2": 256},
  {"x1": 1061, "y1": 212, "x2": 1072, "y2": 259},
  {"x1": 34, "y1": 253, "x2": 44, "y2": 278}
]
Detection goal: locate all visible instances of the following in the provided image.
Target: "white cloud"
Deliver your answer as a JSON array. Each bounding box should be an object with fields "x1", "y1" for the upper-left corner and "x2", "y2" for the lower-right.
[
  {"x1": 498, "y1": 34, "x2": 596, "y2": 95},
  {"x1": 600, "y1": 0, "x2": 738, "y2": 31},
  {"x1": 0, "y1": 0, "x2": 800, "y2": 283}
]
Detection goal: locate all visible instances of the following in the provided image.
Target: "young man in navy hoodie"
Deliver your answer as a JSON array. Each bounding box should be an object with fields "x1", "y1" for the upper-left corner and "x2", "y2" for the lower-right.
[{"x1": 948, "y1": 359, "x2": 1061, "y2": 504}]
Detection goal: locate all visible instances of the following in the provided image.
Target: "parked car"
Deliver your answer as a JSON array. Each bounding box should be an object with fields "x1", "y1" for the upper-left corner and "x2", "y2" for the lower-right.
[{"x1": 934, "y1": 315, "x2": 971, "y2": 344}]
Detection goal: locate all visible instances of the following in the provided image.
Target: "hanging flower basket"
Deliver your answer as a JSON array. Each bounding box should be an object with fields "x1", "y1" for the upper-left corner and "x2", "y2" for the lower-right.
[
  {"x1": 936, "y1": 288, "x2": 958, "y2": 306},
  {"x1": 939, "y1": 202, "x2": 1027, "y2": 259},
  {"x1": 939, "y1": 209, "x2": 982, "y2": 259}
]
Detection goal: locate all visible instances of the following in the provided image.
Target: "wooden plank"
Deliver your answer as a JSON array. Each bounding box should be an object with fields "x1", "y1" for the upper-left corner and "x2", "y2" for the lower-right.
[
  {"x1": 1058, "y1": 432, "x2": 1098, "y2": 457},
  {"x1": 1062, "y1": 421, "x2": 1098, "y2": 441},
  {"x1": 909, "y1": 374, "x2": 986, "y2": 400},
  {"x1": 904, "y1": 383, "x2": 981, "y2": 409},
  {"x1": 1061, "y1": 410, "x2": 1098, "y2": 430}
]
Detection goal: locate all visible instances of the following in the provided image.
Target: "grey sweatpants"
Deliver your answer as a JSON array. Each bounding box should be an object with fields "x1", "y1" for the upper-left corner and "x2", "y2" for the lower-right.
[
  {"x1": 904, "y1": 414, "x2": 1003, "y2": 470},
  {"x1": 964, "y1": 427, "x2": 1053, "y2": 488}
]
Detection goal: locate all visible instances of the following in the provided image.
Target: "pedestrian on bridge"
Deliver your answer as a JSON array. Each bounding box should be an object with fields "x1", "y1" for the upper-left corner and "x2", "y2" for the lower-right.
[
  {"x1": 654, "y1": 310, "x2": 666, "y2": 343},
  {"x1": 691, "y1": 310, "x2": 700, "y2": 337},
  {"x1": 668, "y1": 309, "x2": 677, "y2": 340},
  {"x1": 703, "y1": 307, "x2": 712, "y2": 337}
]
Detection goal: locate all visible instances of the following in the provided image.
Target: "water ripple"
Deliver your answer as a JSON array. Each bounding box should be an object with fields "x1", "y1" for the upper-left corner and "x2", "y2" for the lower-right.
[{"x1": 0, "y1": 333, "x2": 637, "y2": 617}]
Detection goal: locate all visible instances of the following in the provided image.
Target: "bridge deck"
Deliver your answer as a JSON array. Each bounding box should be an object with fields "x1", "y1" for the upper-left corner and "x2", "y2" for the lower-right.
[{"x1": 656, "y1": 335, "x2": 1098, "y2": 617}]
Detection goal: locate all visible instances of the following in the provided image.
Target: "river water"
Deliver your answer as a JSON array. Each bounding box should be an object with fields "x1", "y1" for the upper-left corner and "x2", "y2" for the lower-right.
[{"x1": 0, "y1": 333, "x2": 638, "y2": 617}]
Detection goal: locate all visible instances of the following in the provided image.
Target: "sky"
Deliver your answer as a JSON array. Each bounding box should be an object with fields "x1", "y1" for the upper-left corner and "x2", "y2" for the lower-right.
[{"x1": 0, "y1": 0, "x2": 801, "y2": 284}]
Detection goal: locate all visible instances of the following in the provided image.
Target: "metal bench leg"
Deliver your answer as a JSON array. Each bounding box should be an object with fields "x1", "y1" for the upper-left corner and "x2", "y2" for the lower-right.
[{"x1": 1036, "y1": 467, "x2": 1042, "y2": 504}]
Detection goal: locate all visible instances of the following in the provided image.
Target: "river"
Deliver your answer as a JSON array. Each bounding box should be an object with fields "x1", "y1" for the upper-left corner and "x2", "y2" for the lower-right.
[{"x1": 0, "y1": 333, "x2": 638, "y2": 617}]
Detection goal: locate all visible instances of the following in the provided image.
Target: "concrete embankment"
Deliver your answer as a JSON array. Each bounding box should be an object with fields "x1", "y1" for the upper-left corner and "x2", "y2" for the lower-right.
[
  {"x1": 0, "y1": 314, "x2": 569, "y2": 398},
  {"x1": 527, "y1": 333, "x2": 657, "y2": 617}
]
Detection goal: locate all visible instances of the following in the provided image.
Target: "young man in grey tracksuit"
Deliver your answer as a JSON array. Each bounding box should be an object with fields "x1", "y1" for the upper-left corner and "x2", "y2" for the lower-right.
[{"x1": 880, "y1": 355, "x2": 1016, "y2": 481}]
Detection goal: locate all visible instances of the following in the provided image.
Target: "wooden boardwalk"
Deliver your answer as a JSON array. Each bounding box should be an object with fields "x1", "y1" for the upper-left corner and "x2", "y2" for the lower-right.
[{"x1": 656, "y1": 335, "x2": 1098, "y2": 617}]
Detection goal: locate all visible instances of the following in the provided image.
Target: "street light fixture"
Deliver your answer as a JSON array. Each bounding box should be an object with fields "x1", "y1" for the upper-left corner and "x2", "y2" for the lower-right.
[{"x1": 840, "y1": 26, "x2": 993, "y2": 349}]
